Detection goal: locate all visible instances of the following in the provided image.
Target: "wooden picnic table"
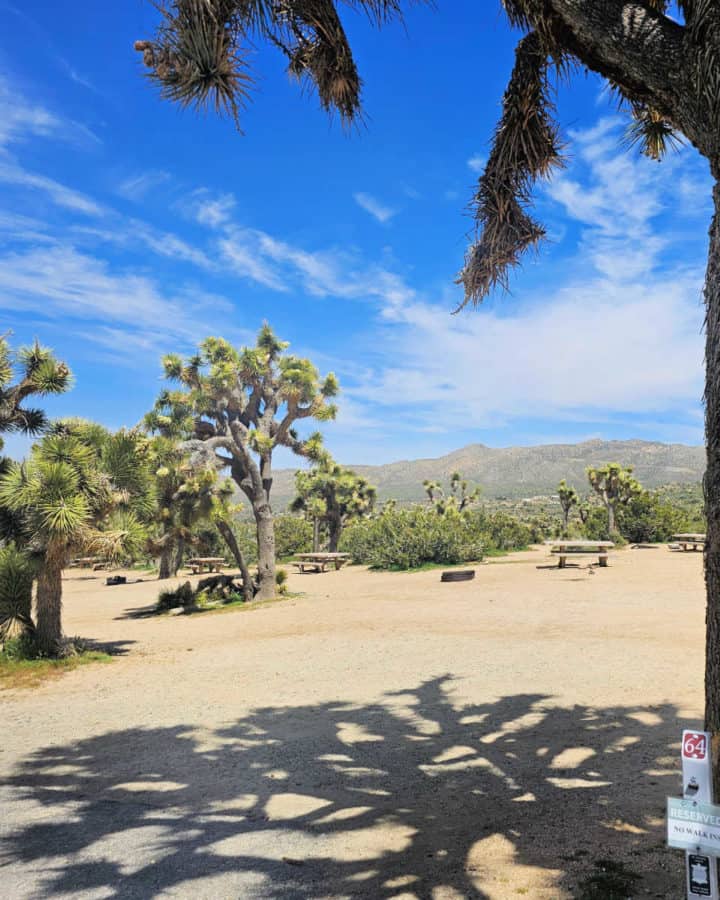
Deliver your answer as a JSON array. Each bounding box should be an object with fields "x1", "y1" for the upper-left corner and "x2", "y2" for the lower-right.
[
  {"x1": 187, "y1": 557, "x2": 226, "y2": 574},
  {"x1": 544, "y1": 539, "x2": 615, "y2": 569},
  {"x1": 70, "y1": 557, "x2": 108, "y2": 571},
  {"x1": 294, "y1": 553, "x2": 350, "y2": 573},
  {"x1": 672, "y1": 533, "x2": 706, "y2": 551}
]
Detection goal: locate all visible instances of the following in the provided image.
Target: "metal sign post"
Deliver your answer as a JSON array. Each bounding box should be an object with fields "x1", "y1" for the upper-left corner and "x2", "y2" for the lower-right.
[{"x1": 682, "y1": 730, "x2": 719, "y2": 899}]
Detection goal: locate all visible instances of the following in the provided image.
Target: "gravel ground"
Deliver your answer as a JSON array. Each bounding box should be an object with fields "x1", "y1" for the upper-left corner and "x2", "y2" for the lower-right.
[{"x1": 0, "y1": 546, "x2": 706, "y2": 898}]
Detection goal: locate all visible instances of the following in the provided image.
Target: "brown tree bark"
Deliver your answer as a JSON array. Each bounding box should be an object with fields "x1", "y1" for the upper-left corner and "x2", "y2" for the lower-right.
[
  {"x1": 35, "y1": 545, "x2": 64, "y2": 656},
  {"x1": 173, "y1": 535, "x2": 186, "y2": 575},
  {"x1": 312, "y1": 517, "x2": 320, "y2": 553},
  {"x1": 328, "y1": 515, "x2": 343, "y2": 553},
  {"x1": 216, "y1": 520, "x2": 254, "y2": 603},
  {"x1": 561, "y1": 507, "x2": 570, "y2": 532},
  {"x1": 607, "y1": 503, "x2": 616, "y2": 536},
  {"x1": 254, "y1": 504, "x2": 276, "y2": 601},
  {"x1": 158, "y1": 544, "x2": 173, "y2": 580},
  {"x1": 705, "y1": 175, "x2": 720, "y2": 796}
]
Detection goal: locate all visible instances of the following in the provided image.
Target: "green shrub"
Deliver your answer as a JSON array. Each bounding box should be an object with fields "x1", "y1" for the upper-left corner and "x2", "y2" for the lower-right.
[
  {"x1": 617, "y1": 492, "x2": 700, "y2": 543},
  {"x1": 0, "y1": 544, "x2": 35, "y2": 642},
  {"x1": 583, "y1": 507, "x2": 611, "y2": 541},
  {"x1": 341, "y1": 506, "x2": 486, "y2": 570},
  {"x1": 157, "y1": 580, "x2": 195, "y2": 611},
  {"x1": 1, "y1": 632, "x2": 39, "y2": 660},
  {"x1": 274, "y1": 514, "x2": 313, "y2": 559},
  {"x1": 276, "y1": 567, "x2": 289, "y2": 594},
  {"x1": 470, "y1": 510, "x2": 534, "y2": 551}
]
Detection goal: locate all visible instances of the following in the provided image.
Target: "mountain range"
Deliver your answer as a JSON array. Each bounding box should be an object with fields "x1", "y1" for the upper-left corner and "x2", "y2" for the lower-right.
[{"x1": 270, "y1": 439, "x2": 706, "y2": 509}]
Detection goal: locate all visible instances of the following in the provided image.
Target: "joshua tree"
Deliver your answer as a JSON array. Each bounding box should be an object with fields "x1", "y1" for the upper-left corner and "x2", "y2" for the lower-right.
[
  {"x1": 0, "y1": 426, "x2": 144, "y2": 655},
  {"x1": 135, "y1": 2, "x2": 720, "y2": 782},
  {"x1": 0, "y1": 337, "x2": 71, "y2": 448},
  {"x1": 146, "y1": 325, "x2": 338, "y2": 600},
  {"x1": 295, "y1": 495, "x2": 328, "y2": 552},
  {"x1": 0, "y1": 338, "x2": 72, "y2": 544},
  {"x1": 449, "y1": 471, "x2": 481, "y2": 512},
  {"x1": 423, "y1": 479, "x2": 443, "y2": 505},
  {"x1": 133, "y1": 1, "x2": 409, "y2": 128},
  {"x1": 557, "y1": 479, "x2": 579, "y2": 533},
  {"x1": 148, "y1": 437, "x2": 214, "y2": 578},
  {"x1": 587, "y1": 463, "x2": 643, "y2": 537},
  {"x1": 146, "y1": 435, "x2": 254, "y2": 598},
  {"x1": 292, "y1": 454, "x2": 376, "y2": 552},
  {"x1": 424, "y1": 472, "x2": 480, "y2": 515},
  {"x1": 578, "y1": 498, "x2": 591, "y2": 527}
]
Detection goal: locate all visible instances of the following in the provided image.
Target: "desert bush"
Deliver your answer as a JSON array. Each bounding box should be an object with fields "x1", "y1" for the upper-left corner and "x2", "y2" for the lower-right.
[
  {"x1": 1, "y1": 632, "x2": 39, "y2": 660},
  {"x1": 274, "y1": 514, "x2": 313, "y2": 559},
  {"x1": 276, "y1": 568, "x2": 289, "y2": 594},
  {"x1": 470, "y1": 510, "x2": 535, "y2": 551},
  {"x1": 156, "y1": 567, "x2": 290, "y2": 612},
  {"x1": 582, "y1": 507, "x2": 612, "y2": 541},
  {"x1": 616, "y1": 493, "x2": 701, "y2": 543},
  {"x1": 157, "y1": 581, "x2": 195, "y2": 611},
  {"x1": 341, "y1": 507, "x2": 485, "y2": 570},
  {"x1": 0, "y1": 544, "x2": 35, "y2": 643}
]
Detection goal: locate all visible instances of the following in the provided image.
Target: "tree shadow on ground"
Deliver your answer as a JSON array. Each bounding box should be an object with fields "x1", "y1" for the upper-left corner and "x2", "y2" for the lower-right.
[
  {"x1": 78, "y1": 638, "x2": 136, "y2": 656},
  {"x1": 1, "y1": 676, "x2": 686, "y2": 898}
]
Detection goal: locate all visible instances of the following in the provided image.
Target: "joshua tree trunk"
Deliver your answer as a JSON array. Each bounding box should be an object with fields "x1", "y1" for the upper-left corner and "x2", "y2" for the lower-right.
[
  {"x1": 216, "y1": 520, "x2": 254, "y2": 603},
  {"x1": 35, "y1": 544, "x2": 64, "y2": 656},
  {"x1": 606, "y1": 503, "x2": 616, "y2": 536},
  {"x1": 328, "y1": 515, "x2": 343, "y2": 553},
  {"x1": 254, "y1": 503, "x2": 276, "y2": 601},
  {"x1": 705, "y1": 175, "x2": 720, "y2": 796},
  {"x1": 174, "y1": 535, "x2": 186, "y2": 575},
  {"x1": 312, "y1": 517, "x2": 320, "y2": 552},
  {"x1": 562, "y1": 508, "x2": 569, "y2": 532},
  {"x1": 158, "y1": 543, "x2": 173, "y2": 580}
]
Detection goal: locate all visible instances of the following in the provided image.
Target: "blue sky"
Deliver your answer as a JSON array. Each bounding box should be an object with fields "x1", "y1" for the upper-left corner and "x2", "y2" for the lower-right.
[{"x1": 0, "y1": 1, "x2": 712, "y2": 465}]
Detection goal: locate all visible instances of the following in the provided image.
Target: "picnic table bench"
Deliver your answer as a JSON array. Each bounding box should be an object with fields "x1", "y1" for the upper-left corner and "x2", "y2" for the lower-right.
[
  {"x1": 293, "y1": 553, "x2": 350, "y2": 573},
  {"x1": 544, "y1": 539, "x2": 614, "y2": 568},
  {"x1": 70, "y1": 557, "x2": 109, "y2": 571},
  {"x1": 672, "y1": 533, "x2": 706, "y2": 551},
  {"x1": 187, "y1": 557, "x2": 226, "y2": 574}
]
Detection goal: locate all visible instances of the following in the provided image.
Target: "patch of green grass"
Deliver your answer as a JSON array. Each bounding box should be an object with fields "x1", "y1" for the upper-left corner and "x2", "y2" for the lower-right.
[
  {"x1": 576, "y1": 858, "x2": 640, "y2": 900},
  {"x1": 162, "y1": 592, "x2": 302, "y2": 618},
  {"x1": 0, "y1": 641, "x2": 112, "y2": 691}
]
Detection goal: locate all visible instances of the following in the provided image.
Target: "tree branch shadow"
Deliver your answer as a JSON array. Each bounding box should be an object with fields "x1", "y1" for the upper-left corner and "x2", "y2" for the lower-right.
[{"x1": 1, "y1": 676, "x2": 686, "y2": 898}]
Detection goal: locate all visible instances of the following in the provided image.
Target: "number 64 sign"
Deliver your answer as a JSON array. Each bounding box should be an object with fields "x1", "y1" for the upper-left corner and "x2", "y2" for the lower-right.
[{"x1": 685, "y1": 733, "x2": 709, "y2": 762}]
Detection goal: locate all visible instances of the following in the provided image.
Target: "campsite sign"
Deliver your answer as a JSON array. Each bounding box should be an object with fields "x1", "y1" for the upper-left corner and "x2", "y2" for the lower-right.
[{"x1": 672, "y1": 730, "x2": 720, "y2": 899}]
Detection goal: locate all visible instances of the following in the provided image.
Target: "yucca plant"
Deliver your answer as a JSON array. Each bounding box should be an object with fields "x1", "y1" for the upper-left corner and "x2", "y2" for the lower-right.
[
  {"x1": 291, "y1": 452, "x2": 376, "y2": 552},
  {"x1": 146, "y1": 325, "x2": 338, "y2": 601},
  {"x1": 134, "y1": 0, "x2": 408, "y2": 129},
  {"x1": 0, "y1": 429, "x2": 142, "y2": 656},
  {"x1": 0, "y1": 544, "x2": 35, "y2": 644}
]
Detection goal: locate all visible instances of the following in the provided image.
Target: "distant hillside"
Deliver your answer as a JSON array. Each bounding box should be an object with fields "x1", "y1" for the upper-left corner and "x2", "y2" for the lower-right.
[{"x1": 270, "y1": 440, "x2": 705, "y2": 509}]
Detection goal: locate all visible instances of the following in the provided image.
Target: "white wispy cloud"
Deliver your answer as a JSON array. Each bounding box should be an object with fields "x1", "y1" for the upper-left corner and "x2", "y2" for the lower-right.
[
  {"x1": 467, "y1": 153, "x2": 486, "y2": 173},
  {"x1": 56, "y1": 57, "x2": 99, "y2": 94},
  {"x1": 0, "y1": 244, "x2": 237, "y2": 352},
  {"x1": 72, "y1": 220, "x2": 214, "y2": 270},
  {"x1": 117, "y1": 170, "x2": 171, "y2": 201},
  {"x1": 0, "y1": 75, "x2": 100, "y2": 150},
  {"x1": 353, "y1": 192, "x2": 397, "y2": 224},
  {"x1": 0, "y1": 162, "x2": 104, "y2": 216},
  {"x1": 191, "y1": 191, "x2": 237, "y2": 227},
  {"x1": 331, "y1": 123, "x2": 710, "y2": 440},
  {"x1": 0, "y1": 81, "x2": 64, "y2": 149}
]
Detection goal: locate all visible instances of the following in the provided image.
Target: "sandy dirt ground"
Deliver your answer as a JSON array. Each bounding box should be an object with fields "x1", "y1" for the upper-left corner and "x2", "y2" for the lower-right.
[{"x1": 0, "y1": 545, "x2": 708, "y2": 898}]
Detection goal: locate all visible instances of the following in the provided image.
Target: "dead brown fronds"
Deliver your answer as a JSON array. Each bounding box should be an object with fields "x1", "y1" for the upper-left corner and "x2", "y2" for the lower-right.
[
  {"x1": 457, "y1": 30, "x2": 563, "y2": 309},
  {"x1": 136, "y1": 0, "x2": 251, "y2": 129}
]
